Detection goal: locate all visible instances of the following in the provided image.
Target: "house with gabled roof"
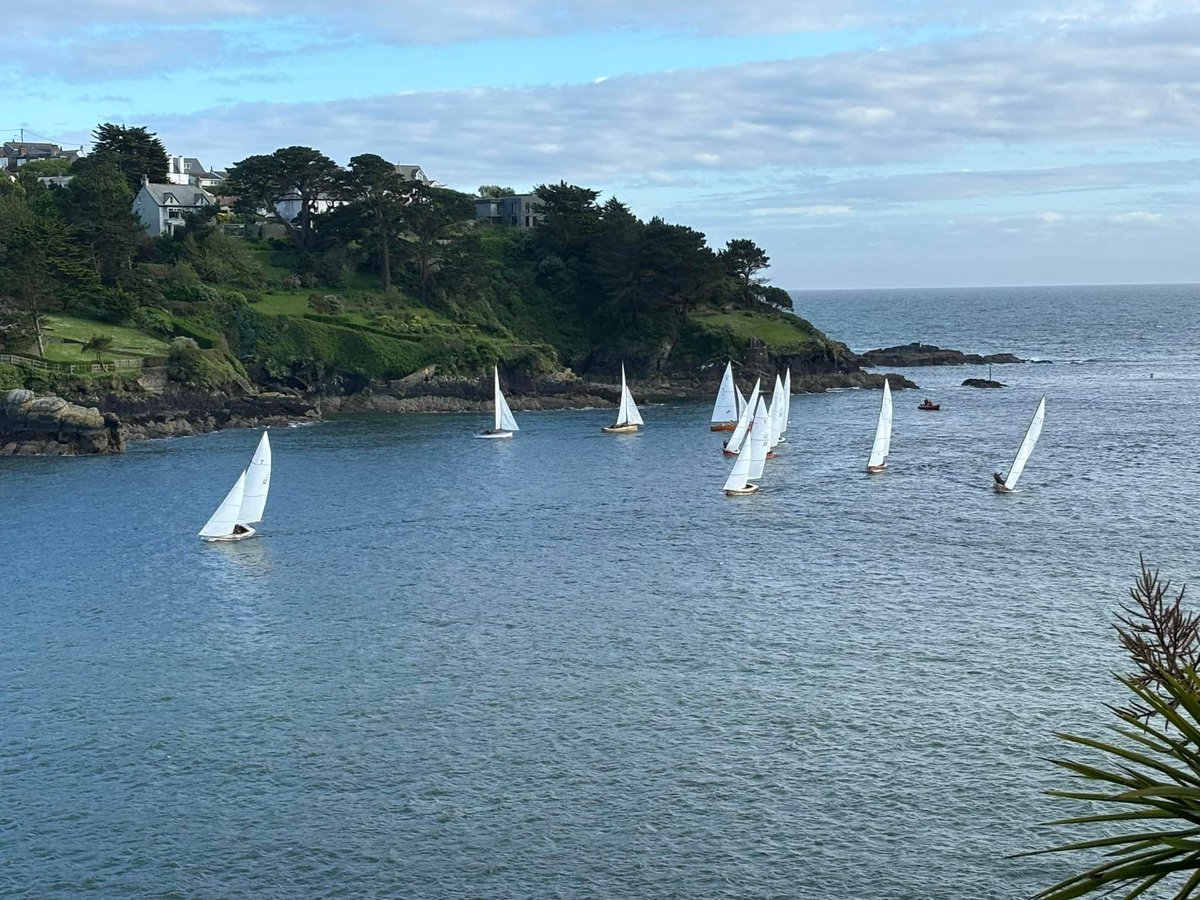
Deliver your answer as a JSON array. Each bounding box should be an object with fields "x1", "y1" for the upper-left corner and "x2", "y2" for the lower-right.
[
  {"x1": 166, "y1": 155, "x2": 225, "y2": 190},
  {"x1": 2, "y1": 142, "x2": 83, "y2": 172},
  {"x1": 132, "y1": 176, "x2": 216, "y2": 236}
]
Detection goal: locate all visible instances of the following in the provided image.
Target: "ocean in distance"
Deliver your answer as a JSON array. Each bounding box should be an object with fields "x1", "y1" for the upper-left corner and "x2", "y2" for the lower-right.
[{"x1": 3, "y1": 283, "x2": 1199, "y2": 898}]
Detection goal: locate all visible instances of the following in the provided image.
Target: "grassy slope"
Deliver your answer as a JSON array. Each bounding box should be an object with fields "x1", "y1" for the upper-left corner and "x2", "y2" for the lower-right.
[{"x1": 40, "y1": 315, "x2": 170, "y2": 363}]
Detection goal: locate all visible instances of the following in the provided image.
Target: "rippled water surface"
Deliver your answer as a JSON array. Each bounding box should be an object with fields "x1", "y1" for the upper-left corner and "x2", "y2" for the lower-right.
[{"x1": 3, "y1": 284, "x2": 1200, "y2": 897}]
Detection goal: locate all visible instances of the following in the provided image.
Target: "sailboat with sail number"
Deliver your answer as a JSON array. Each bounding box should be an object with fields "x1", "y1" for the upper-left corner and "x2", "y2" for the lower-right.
[
  {"x1": 199, "y1": 431, "x2": 272, "y2": 542},
  {"x1": 602, "y1": 363, "x2": 644, "y2": 434},
  {"x1": 994, "y1": 396, "x2": 1046, "y2": 493},
  {"x1": 477, "y1": 366, "x2": 519, "y2": 439},
  {"x1": 866, "y1": 379, "x2": 893, "y2": 473}
]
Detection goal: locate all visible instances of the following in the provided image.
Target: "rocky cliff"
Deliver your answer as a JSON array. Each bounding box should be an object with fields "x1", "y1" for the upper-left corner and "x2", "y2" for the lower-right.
[{"x1": 0, "y1": 389, "x2": 125, "y2": 455}]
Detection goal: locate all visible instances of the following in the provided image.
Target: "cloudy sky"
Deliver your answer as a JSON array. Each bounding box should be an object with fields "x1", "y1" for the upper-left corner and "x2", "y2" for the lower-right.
[{"x1": 4, "y1": 1, "x2": 1200, "y2": 289}]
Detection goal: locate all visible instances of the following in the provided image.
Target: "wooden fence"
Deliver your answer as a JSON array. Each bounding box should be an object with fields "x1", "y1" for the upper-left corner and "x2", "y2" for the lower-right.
[{"x1": 0, "y1": 353, "x2": 146, "y2": 374}]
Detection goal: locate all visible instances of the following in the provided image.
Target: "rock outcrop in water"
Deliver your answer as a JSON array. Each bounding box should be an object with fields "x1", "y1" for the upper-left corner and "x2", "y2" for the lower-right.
[
  {"x1": 962, "y1": 378, "x2": 1005, "y2": 389},
  {"x1": 855, "y1": 343, "x2": 1023, "y2": 367},
  {"x1": 0, "y1": 389, "x2": 125, "y2": 455}
]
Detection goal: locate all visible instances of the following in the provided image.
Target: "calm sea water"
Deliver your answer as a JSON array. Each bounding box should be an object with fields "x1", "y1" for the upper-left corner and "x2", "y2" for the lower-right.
[{"x1": 3, "y1": 284, "x2": 1199, "y2": 898}]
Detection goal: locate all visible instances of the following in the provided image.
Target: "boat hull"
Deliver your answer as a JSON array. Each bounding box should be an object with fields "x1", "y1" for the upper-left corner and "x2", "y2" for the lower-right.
[
  {"x1": 723, "y1": 484, "x2": 760, "y2": 496},
  {"x1": 709, "y1": 422, "x2": 736, "y2": 432},
  {"x1": 918, "y1": 403, "x2": 940, "y2": 411},
  {"x1": 476, "y1": 430, "x2": 514, "y2": 439},
  {"x1": 602, "y1": 424, "x2": 640, "y2": 434},
  {"x1": 992, "y1": 482, "x2": 1013, "y2": 493},
  {"x1": 202, "y1": 526, "x2": 258, "y2": 542},
  {"x1": 866, "y1": 464, "x2": 887, "y2": 473},
  {"x1": 766, "y1": 451, "x2": 779, "y2": 459},
  {"x1": 722, "y1": 448, "x2": 738, "y2": 457}
]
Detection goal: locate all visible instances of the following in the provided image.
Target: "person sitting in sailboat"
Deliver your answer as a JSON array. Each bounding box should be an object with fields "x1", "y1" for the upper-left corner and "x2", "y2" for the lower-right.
[{"x1": 993, "y1": 471, "x2": 1006, "y2": 486}]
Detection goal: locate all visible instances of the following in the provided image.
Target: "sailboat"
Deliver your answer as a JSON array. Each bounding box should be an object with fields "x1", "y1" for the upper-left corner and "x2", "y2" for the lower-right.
[
  {"x1": 477, "y1": 366, "x2": 519, "y2": 439},
  {"x1": 710, "y1": 362, "x2": 742, "y2": 431},
  {"x1": 778, "y1": 369, "x2": 792, "y2": 442},
  {"x1": 765, "y1": 374, "x2": 784, "y2": 458},
  {"x1": 199, "y1": 431, "x2": 272, "y2": 542},
  {"x1": 866, "y1": 379, "x2": 893, "y2": 473},
  {"x1": 724, "y1": 397, "x2": 769, "y2": 495},
  {"x1": 746, "y1": 397, "x2": 771, "y2": 484},
  {"x1": 722, "y1": 379, "x2": 761, "y2": 456},
  {"x1": 602, "y1": 363, "x2": 644, "y2": 434},
  {"x1": 994, "y1": 396, "x2": 1046, "y2": 493}
]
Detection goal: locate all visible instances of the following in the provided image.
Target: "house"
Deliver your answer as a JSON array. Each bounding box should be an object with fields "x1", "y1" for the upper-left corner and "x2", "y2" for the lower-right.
[
  {"x1": 2, "y1": 141, "x2": 84, "y2": 172},
  {"x1": 132, "y1": 176, "x2": 217, "y2": 236},
  {"x1": 394, "y1": 164, "x2": 430, "y2": 184},
  {"x1": 474, "y1": 193, "x2": 542, "y2": 228},
  {"x1": 166, "y1": 155, "x2": 225, "y2": 190},
  {"x1": 272, "y1": 189, "x2": 343, "y2": 224}
]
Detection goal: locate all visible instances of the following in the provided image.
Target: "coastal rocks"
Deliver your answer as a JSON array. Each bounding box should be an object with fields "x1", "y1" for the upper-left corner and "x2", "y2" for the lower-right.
[
  {"x1": 0, "y1": 389, "x2": 125, "y2": 455},
  {"x1": 95, "y1": 389, "x2": 322, "y2": 441},
  {"x1": 962, "y1": 378, "x2": 1005, "y2": 388},
  {"x1": 855, "y1": 343, "x2": 1023, "y2": 367}
]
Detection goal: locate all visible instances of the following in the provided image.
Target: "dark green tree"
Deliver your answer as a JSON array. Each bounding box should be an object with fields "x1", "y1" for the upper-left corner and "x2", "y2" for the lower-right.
[
  {"x1": 339, "y1": 154, "x2": 409, "y2": 291},
  {"x1": 721, "y1": 238, "x2": 771, "y2": 308},
  {"x1": 0, "y1": 189, "x2": 98, "y2": 353},
  {"x1": 224, "y1": 146, "x2": 341, "y2": 251},
  {"x1": 586, "y1": 197, "x2": 645, "y2": 331},
  {"x1": 90, "y1": 123, "x2": 169, "y2": 191},
  {"x1": 762, "y1": 285, "x2": 794, "y2": 311},
  {"x1": 641, "y1": 218, "x2": 722, "y2": 315},
  {"x1": 478, "y1": 185, "x2": 516, "y2": 198},
  {"x1": 62, "y1": 154, "x2": 145, "y2": 288},
  {"x1": 396, "y1": 184, "x2": 476, "y2": 303},
  {"x1": 532, "y1": 181, "x2": 600, "y2": 260}
]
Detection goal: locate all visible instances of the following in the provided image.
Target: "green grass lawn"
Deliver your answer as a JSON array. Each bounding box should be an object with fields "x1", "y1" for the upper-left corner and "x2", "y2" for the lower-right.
[
  {"x1": 689, "y1": 309, "x2": 818, "y2": 345},
  {"x1": 39, "y1": 315, "x2": 170, "y2": 363}
]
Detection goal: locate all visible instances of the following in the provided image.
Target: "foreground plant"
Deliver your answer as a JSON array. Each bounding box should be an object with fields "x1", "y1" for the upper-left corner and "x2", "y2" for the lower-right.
[{"x1": 1028, "y1": 560, "x2": 1200, "y2": 898}]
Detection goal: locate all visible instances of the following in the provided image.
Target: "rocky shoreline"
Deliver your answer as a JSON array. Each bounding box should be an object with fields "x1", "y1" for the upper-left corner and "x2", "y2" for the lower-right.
[{"x1": 3, "y1": 369, "x2": 921, "y2": 453}]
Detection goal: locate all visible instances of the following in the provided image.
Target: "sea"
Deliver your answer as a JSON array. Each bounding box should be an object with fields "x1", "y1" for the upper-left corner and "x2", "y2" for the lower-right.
[{"x1": 2, "y1": 283, "x2": 1199, "y2": 898}]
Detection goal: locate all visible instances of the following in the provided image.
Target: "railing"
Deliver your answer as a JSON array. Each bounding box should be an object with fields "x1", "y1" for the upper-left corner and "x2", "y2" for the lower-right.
[{"x1": 0, "y1": 353, "x2": 145, "y2": 374}]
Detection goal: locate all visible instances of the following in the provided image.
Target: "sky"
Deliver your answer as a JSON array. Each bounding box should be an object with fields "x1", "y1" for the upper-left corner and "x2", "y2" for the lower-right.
[{"x1": 4, "y1": 1, "x2": 1200, "y2": 290}]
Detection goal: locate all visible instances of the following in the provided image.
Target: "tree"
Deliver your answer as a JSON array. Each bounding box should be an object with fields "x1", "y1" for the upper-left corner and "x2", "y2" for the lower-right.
[
  {"x1": 90, "y1": 123, "x2": 169, "y2": 192},
  {"x1": 396, "y1": 184, "x2": 475, "y2": 303},
  {"x1": 224, "y1": 146, "x2": 341, "y2": 251},
  {"x1": 532, "y1": 182, "x2": 600, "y2": 260},
  {"x1": 0, "y1": 188, "x2": 98, "y2": 354},
  {"x1": 720, "y1": 238, "x2": 771, "y2": 308},
  {"x1": 478, "y1": 185, "x2": 515, "y2": 198},
  {"x1": 82, "y1": 333, "x2": 114, "y2": 367},
  {"x1": 641, "y1": 218, "x2": 722, "y2": 315},
  {"x1": 62, "y1": 154, "x2": 145, "y2": 288},
  {"x1": 339, "y1": 154, "x2": 409, "y2": 291},
  {"x1": 1027, "y1": 559, "x2": 1200, "y2": 898},
  {"x1": 762, "y1": 285, "x2": 794, "y2": 311}
]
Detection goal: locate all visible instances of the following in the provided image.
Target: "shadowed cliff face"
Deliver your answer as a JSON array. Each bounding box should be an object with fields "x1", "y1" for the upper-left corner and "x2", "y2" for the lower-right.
[{"x1": 0, "y1": 389, "x2": 125, "y2": 456}]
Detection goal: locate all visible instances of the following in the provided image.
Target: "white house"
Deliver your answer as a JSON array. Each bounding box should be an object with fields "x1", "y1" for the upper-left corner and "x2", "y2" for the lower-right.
[
  {"x1": 166, "y1": 155, "x2": 225, "y2": 190},
  {"x1": 132, "y1": 176, "x2": 217, "y2": 236}
]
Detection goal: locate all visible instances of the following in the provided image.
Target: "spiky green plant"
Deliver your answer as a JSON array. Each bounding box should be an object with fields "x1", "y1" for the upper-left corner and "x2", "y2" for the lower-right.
[{"x1": 1028, "y1": 561, "x2": 1200, "y2": 899}]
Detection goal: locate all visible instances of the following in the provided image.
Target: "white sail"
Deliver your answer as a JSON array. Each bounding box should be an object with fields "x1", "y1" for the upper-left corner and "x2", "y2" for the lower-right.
[
  {"x1": 237, "y1": 431, "x2": 272, "y2": 525},
  {"x1": 711, "y1": 362, "x2": 739, "y2": 424},
  {"x1": 736, "y1": 384, "x2": 748, "y2": 417},
  {"x1": 725, "y1": 379, "x2": 761, "y2": 454},
  {"x1": 767, "y1": 375, "x2": 784, "y2": 449},
  {"x1": 493, "y1": 367, "x2": 519, "y2": 432},
  {"x1": 867, "y1": 379, "x2": 893, "y2": 470},
  {"x1": 782, "y1": 369, "x2": 792, "y2": 434},
  {"x1": 1004, "y1": 396, "x2": 1046, "y2": 490},
  {"x1": 199, "y1": 471, "x2": 247, "y2": 538},
  {"x1": 613, "y1": 364, "x2": 644, "y2": 427},
  {"x1": 722, "y1": 430, "x2": 755, "y2": 492},
  {"x1": 748, "y1": 398, "x2": 770, "y2": 480}
]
